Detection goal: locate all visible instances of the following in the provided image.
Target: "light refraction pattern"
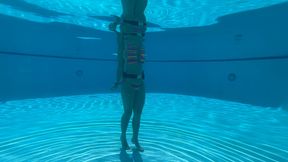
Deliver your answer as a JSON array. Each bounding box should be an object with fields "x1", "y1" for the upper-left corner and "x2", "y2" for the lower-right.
[
  {"x1": 0, "y1": 93, "x2": 287, "y2": 161},
  {"x1": 0, "y1": 0, "x2": 287, "y2": 32}
]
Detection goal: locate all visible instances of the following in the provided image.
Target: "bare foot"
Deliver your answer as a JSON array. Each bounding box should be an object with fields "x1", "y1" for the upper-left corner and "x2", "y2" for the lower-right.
[
  {"x1": 121, "y1": 135, "x2": 131, "y2": 150},
  {"x1": 132, "y1": 138, "x2": 144, "y2": 152}
]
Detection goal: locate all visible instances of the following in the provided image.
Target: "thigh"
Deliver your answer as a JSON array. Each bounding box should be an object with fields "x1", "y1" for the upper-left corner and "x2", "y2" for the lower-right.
[
  {"x1": 121, "y1": 81, "x2": 135, "y2": 112},
  {"x1": 132, "y1": 81, "x2": 145, "y2": 115}
]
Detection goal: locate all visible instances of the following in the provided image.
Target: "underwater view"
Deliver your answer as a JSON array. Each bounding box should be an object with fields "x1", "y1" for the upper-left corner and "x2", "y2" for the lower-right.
[
  {"x1": 0, "y1": 94, "x2": 288, "y2": 161},
  {"x1": 0, "y1": 0, "x2": 288, "y2": 31},
  {"x1": 1, "y1": 0, "x2": 288, "y2": 161}
]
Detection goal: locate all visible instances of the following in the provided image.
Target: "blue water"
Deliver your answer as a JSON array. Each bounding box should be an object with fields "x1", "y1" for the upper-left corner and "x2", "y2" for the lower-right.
[
  {"x1": 0, "y1": 93, "x2": 287, "y2": 161},
  {"x1": 0, "y1": 0, "x2": 287, "y2": 32},
  {"x1": 1, "y1": 0, "x2": 288, "y2": 161}
]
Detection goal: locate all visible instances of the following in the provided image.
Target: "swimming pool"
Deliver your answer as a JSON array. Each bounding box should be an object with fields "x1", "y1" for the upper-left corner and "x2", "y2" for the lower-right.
[
  {"x1": 1, "y1": 0, "x2": 288, "y2": 161},
  {"x1": 0, "y1": 0, "x2": 288, "y2": 31},
  {"x1": 0, "y1": 93, "x2": 287, "y2": 161}
]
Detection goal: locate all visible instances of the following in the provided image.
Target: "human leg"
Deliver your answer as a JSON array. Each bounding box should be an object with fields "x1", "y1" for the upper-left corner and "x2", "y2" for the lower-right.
[
  {"x1": 120, "y1": 82, "x2": 135, "y2": 150},
  {"x1": 131, "y1": 79, "x2": 145, "y2": 152}
]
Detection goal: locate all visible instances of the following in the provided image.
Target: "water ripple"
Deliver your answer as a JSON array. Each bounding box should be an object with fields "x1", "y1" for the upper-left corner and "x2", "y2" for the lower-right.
[
  {"x1": 0, "y1": 93, "x2": 287, "y2": 161},
  {"x1": 0, "y1": 0, "x2": 287, "y2": 32}
]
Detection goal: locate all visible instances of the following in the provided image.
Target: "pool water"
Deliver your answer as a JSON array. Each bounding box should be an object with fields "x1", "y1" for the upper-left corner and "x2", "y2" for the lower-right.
[
  {"x1": 0, "y1": 93, "x2": 287, "y2": 161},
  {"x1": 0, "y1": 0, "x2": 287, "y2": 32}
]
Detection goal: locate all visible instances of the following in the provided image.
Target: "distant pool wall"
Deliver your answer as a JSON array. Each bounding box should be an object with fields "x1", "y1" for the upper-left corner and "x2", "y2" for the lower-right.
[{"x1": 1, "y1": 3, "x2": 288, "y2": 107}]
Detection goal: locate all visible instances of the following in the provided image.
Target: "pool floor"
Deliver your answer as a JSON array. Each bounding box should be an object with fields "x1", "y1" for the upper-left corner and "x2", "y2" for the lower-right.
[{"x1": 0, "y1": 93, "x2": 287, "y2": 161}]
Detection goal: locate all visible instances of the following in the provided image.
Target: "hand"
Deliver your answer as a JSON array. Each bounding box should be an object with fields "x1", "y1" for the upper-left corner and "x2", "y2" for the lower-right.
[
  {"x1": 108, "y1": 22, "x2": 117, "y2": 31},
  {"x1": 110, "y1": 83, "x2": 118, "y2": 91},
  {"x1": 110, "y1": 81, "x2": 122, "y2": 91}
]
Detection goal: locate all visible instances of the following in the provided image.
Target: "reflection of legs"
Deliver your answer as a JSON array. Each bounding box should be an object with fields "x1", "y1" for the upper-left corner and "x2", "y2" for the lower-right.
[
  {"x1": 132, "y1": 80, "x2": 145, "y2": 151},
  {"x1": 120, "y1": 83, "x2": 135, "y2": 150}
]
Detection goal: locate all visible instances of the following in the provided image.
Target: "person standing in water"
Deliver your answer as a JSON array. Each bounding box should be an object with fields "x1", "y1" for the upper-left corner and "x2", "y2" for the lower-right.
[{"x1": 109, "y1": 0, "x2": 148, "y2": 152}]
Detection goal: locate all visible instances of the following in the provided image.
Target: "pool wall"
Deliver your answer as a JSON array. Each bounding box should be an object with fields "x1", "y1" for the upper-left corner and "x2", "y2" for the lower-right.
[{"x1": 0, "y1": 2, "x2": 288, "y2": 107}]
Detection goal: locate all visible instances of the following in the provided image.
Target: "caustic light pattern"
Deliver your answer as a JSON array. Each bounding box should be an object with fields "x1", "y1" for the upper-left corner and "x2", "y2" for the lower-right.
[
  {"x1": 0, "y1": 93, "x2": 287, "y2": 161},
  {"x1": 0, "y1": 0, "x2": 288, "y2": 32}
]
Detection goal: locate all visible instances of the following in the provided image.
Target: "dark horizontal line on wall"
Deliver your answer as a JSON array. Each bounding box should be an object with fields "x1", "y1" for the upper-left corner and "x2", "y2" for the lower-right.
[
  {"x1": 149, "y1": 55, "x2": 288, "y2": 62},
  {"x1": 1, "y1": 50, "x2": 288, "y2": 63},
  {"x1": 0, "y1": 51, "x2": 113, "y2": 62}
]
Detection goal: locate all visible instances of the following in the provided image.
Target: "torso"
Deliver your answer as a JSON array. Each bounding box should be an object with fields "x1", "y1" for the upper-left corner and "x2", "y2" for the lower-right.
[
  {"x1": 121, "y1": 0, "x2": 148, "y2": 23},
  {"x1": 120, "y1": 0, "x2": 147, "y2": 75}
]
